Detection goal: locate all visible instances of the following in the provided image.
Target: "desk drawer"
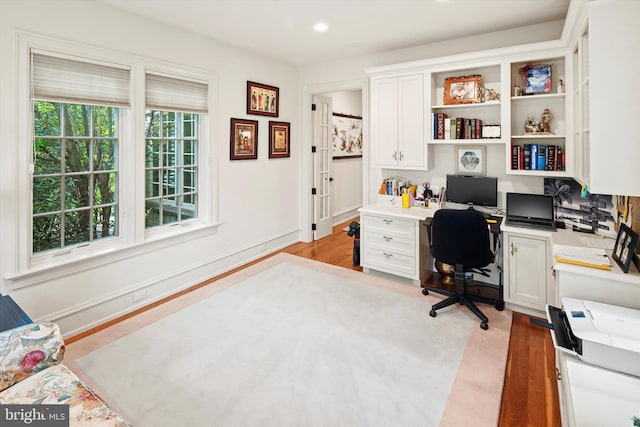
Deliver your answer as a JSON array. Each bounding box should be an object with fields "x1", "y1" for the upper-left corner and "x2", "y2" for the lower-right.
[
  {"x1": 363, "y1": 215, "x2": 415, "y2": 239},
  {"x1": 364, "y1": 231, "x2": 414, "y2": 257},
  {"x1": 363, "y1": 247, "x2": 416, "y2": 278}
]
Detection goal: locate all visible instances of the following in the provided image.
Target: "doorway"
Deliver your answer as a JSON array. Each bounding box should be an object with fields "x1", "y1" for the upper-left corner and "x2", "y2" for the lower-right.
[{"x1": 303, "y1": 80, "x2": 368, "y2": 242}]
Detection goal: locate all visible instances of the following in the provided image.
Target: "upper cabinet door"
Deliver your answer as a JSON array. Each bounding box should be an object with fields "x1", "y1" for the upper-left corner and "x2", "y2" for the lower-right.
[
  {"x1": 397, "y1": 74, "x2": 425, "y2": 168},
  {"x1": 588, "y1": 2, "x2": 640, "y2": 196},
  {"x1": 372, "y1": 77, "x2": 399, "y2": 168}
]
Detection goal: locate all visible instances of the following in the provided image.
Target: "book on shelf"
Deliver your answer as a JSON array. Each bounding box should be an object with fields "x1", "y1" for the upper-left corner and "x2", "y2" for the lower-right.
[
  {"x1": 537, "y1": 144, "x2": 546, "y2": 171},
  {"x1": 511, "y1": 143, "x2": 565, "y2": 171},
  {"x1": 530, "y1": 143, "x2": 538, "y2": 170}
]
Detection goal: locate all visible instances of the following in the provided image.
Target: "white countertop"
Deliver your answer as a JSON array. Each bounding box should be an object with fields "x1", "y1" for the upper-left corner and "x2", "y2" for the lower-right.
[{"x1": 358, "y1": 204, "x2": 437, "y2": 221}]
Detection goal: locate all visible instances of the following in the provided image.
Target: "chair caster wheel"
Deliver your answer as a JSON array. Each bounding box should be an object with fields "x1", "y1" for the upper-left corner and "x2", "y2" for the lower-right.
[
  {"x1": 480, "y1": 322, "x2": 489, "y2": 330},
  {"x1": 495, "y1": 302, "x2": 504, "y2": 311},
  {"x1": 429, "y1": 309, "x2": 437, "y2": 317},
  {"x1": 422, "y1": 288, "x2": 429, "y2": 296}
]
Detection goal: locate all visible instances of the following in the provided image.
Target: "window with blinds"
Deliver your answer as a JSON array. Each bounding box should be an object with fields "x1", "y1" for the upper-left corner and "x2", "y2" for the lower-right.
[
  {"x1": 31, "y1": 52, "x2": 130, "y2": 254},
  {"x1": 144, "y1": 72, "x2": 208, "y2": 229}
]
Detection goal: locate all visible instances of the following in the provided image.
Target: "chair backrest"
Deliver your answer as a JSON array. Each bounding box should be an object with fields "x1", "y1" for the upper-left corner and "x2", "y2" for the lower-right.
[{"x1": 431, "y1": 208, "x2": 494, "y2": 269}]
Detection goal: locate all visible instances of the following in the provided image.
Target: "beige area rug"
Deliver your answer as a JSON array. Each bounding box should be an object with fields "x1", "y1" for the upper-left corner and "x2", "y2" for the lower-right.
[{"x1": 65, "y1": 253, "x2": 512, "y2": 427}]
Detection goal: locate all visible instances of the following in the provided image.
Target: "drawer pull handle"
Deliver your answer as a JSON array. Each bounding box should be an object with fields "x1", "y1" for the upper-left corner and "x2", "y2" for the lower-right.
[
  {"x1": 383, "y1": 252, "x2": 393, "y2": 259},
  {"x1": 384, "y1": 236, "x2": 393, "y2": 242},
  {"x1": 383, "y1": 219, "x2": 393, "y2": 224}
]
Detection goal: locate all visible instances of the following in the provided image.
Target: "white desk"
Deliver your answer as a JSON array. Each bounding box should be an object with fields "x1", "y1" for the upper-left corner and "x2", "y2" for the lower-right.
[
  {"x1": 358, "y1": 204, "x2": 436, "y2": 285},
  {"x1": 545, "y1": 229, "x2": 640, "y2": 426}
]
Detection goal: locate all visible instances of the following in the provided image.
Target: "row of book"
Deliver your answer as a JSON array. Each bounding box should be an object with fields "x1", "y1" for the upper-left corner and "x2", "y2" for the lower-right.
[
  {"x1": 511, "y1": 143, "x2": 566, "y2": 171},
  {"x1": 433, "y1": 113, "x2": 484, "y2": 140}
]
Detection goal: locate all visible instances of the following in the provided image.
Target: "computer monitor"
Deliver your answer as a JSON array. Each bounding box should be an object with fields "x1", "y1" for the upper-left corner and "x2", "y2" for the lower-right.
[{"x1": 445, "y1": 174, "x2": 498, "y2": 208}]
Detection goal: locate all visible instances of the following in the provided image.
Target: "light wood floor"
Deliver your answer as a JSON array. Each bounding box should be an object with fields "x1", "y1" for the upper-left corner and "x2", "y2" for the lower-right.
[{"x1": 68, "y1": 218, "x2": 561, "y2": 427}]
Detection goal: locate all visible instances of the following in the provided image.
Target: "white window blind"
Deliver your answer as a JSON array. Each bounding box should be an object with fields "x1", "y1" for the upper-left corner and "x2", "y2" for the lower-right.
[
  {"x1": 31, "y1": 52, "x2": 130, "y2": 106},
  {"x1": 145, "y1": 73, "x2": 208, "y2": 113}
]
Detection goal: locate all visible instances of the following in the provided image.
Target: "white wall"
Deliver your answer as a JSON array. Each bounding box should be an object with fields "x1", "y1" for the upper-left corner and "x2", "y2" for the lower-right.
[
  {"x1": 323, "y1": 90, "x2": 363, "y2": 224},
  {"x1": 0, "y1": 0, "x2": 301, "y2": 336}
]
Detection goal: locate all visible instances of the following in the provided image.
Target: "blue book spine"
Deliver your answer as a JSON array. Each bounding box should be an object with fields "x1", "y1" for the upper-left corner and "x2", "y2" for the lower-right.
[
  {"x1": 530, "y1": 144, "x2": 538, "y2": 170},
  {"x1": 537, "y1": 144, "x2": 546, "y2": 170}
]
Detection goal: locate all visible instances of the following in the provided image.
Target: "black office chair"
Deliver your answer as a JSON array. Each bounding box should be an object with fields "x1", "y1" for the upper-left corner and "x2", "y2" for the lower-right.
[{"x1": 422, "y1": 209, "x2": 504, "y2": 330}]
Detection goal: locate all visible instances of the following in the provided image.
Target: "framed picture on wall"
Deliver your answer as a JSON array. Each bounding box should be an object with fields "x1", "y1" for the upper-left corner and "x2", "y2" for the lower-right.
[
  {"x1": 268, "y1": 121, "x2": 290, "y2": 158},
  {"x1": 230, "y1": 118, "x2": 258, "y2": 160},
  {"x1": 612, "y1": 223, "x2": 639, "y2": 273},
  {"x1": 332, "y1": 113, "x2": 363, "y2": 158},
  {"x1": 247, "y1": 81, "x2": 279, "y2": 117},
  {"x1": 454, "y1": 145, "x2": 486, "y2": 175}
]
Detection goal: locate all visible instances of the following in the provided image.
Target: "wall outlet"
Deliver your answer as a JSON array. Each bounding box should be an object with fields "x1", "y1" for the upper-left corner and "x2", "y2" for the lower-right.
[{"x1": 132, "y1": 290, "x2": 147, "y2": 303}]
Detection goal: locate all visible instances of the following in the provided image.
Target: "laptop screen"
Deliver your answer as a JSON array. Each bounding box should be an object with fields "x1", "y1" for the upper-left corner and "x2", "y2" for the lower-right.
[{"x1": 506, "y1": 193, "x2": 554, "y2": 221}]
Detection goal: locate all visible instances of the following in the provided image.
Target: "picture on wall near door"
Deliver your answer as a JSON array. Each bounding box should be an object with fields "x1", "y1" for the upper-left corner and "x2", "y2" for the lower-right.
[
  {"x1": 247, "y1": 81, "x2": 279, "y2": 117},
  {"x1": 230, "y1": 118, "x2": 258, "y2": 160},
  {"x1": 268, "y1": 121, "x2": 290, "y2": 158},
  {"x1": 332, "y1": 113, "x2": 363, "y2": 159}
]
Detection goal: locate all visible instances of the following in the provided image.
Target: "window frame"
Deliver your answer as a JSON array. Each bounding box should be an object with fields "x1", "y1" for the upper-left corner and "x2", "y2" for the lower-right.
[{"x1": 14, "y1": 33, "x2": 218, "y2": 277}]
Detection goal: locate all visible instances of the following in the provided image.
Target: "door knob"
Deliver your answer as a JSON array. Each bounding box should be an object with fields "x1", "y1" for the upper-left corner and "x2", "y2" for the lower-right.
[{"x1": 329, "y1": 177, "x2": 334, "y2": 182}]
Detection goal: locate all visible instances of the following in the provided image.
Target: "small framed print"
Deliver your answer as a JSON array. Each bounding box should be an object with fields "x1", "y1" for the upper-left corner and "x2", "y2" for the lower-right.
[
  {"x1": 443, "y1": 75, "x2": 483, "y2": 105},
  {"x1": 454, "y1": 145, "x2": 486, "y2": 175},
  {"x1": 247, "y1": 81, "x2": 279, "y2": 117},
  {"x1": 230, "y1": 118, "x2": 258, "y2": 160},
  {"x1": 269, "y1": 121, "x2": 290, "y2": 158},
  {"x1": 612, "y1": 223, "x2": 639, "y2": 273}
]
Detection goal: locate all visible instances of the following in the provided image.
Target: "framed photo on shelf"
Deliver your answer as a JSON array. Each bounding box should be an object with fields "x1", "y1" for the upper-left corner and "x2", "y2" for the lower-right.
[
  {"x1": 454, "y1": 145, "x2": 486, "y2": 175},
  {"x1": 268, "y1": 121, "x2": 290, "y2": 158},
  {"x1": 230, "y1": 118, "x2": 258, "y2": 160},
  {"x1": 443, "y1": 75, "x2": 483, "y2": 105},
  {"x1": 520, "y1": 64, "x2": 552, "y2": 94},
  {"x1": 247, "y1": 81, "x2": 279, "y2": 117},
  {"x1": 612, "y1": 223, "x2": 639, "y2": 273}
]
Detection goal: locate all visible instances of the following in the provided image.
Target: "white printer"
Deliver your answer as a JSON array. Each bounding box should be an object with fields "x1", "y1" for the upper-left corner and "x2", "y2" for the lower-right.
[{"x1": 546, "y1": 297, "x2": 640, "y2": 377}]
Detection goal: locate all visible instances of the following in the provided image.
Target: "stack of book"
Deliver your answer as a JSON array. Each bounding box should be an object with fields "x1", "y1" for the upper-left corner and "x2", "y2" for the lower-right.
[
  {"x1": 511, "y1": 143, "x2": 565, "y2": 171},
  {"x1": 433, "y1": 113, "x2": 484, "y2": 140}
]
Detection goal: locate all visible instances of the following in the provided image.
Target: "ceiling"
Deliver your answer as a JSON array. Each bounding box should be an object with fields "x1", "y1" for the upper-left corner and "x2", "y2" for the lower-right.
[{"x1": 100, "y1": 0, "x2": 571, "y2": 67}]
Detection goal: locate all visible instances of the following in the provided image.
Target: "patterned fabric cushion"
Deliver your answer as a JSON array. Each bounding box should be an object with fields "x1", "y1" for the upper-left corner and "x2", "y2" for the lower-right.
[
  {"x1": 0, "y1": 322, "x2": 65, "y2": 392},
  {"x1": 0, "y1": 363, "x2": 131, "y2": 426}
]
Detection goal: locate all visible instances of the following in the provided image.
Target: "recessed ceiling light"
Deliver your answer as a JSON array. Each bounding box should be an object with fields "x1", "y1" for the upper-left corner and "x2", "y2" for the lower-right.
[{"x1": 314, "y1": 22, "x2": 328, "y2": 32}]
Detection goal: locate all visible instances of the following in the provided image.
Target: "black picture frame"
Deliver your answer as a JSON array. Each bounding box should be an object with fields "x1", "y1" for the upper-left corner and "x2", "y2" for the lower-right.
[{"x1": 612, "y1": 223, "x2": 639, "y2": 273}]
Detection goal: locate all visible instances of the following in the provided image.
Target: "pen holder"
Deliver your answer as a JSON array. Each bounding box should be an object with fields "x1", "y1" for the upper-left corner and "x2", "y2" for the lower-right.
[{"x1": 402, "y1": 193, "x2": 410, "y2": 208}]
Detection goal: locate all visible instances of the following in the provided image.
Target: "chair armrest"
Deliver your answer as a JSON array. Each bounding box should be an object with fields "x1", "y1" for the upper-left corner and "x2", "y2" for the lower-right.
[{"x1": 0, "y1": 322, "x2": 65, "y2": 392}]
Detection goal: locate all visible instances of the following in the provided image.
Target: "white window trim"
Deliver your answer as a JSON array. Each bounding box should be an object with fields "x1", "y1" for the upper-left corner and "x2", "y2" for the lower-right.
[{"x1": 13, "y1": 31, "x2": 219, "y2": 278}]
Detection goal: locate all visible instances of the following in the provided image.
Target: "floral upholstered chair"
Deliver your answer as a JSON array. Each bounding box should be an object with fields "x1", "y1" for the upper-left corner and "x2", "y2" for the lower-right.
[{"x1": 0, "y1": 322, "x2": 131, "y2": 426}]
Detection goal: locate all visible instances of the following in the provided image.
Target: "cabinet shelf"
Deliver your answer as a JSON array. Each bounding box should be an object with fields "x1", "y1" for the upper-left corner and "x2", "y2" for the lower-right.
[
  {"x1": 432, "y1": 101, "x2": 500, "y2": 110},
  {"x1": 511, "y1": 134, "x2": 566, "y2": 139},
  {"x1": 429, "y1": 138, "x2": 504, "y2": 145},
  {"x1": 511, "y1": 93, "x2": 565, "y2": 102}
]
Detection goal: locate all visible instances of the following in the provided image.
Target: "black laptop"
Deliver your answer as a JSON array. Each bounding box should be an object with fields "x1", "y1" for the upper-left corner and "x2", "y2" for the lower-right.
[{"x1": 505, "y1": 193, "x2": 556, "y2": 231}]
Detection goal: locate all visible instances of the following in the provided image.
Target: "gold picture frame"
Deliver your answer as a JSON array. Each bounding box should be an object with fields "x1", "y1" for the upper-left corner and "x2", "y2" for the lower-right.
[{"x1": 444, "y1": 75, "x2": 483, "y2": 105}]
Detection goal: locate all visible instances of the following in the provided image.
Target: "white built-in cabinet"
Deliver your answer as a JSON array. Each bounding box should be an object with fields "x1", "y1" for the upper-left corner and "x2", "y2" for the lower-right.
[
  {"x1": 368, "y1": 45, "x2": 572, "y2": 178},
  {"x1": 371, "y1": 74, "x2": 426, "y2": 169},
  {"x1": 503, "y1": 228, "x2": 554, "y2": 314},
  {"x1": 567, "y1": 1, "x2": 640, "y2": 196}
]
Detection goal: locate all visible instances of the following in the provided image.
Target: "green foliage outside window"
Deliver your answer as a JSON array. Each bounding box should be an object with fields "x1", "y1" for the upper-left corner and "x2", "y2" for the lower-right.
[{"x1": 32, "y1": 102, "x2": 118, "y2": 254}]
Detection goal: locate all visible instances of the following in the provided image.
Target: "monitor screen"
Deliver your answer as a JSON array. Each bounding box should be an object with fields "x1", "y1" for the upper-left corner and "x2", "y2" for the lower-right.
[
  {"x1": 506, "y1": 193, "x2": 554, "y2": 220},
  {"x1": 445, "y1": 174, "x2": 498, "y2": 207}
]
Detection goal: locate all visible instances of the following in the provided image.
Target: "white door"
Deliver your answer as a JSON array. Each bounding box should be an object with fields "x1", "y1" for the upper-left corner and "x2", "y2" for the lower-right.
[{"x1": 312, "y1": 95, "x2": 333, "y2": 240}]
